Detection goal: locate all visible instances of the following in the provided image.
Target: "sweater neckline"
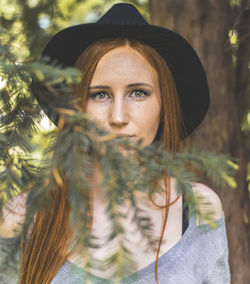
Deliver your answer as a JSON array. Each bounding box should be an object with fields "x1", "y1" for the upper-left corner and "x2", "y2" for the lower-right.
[{"x1": 65, "y1": 213, "x2": 210, "y2": 283}]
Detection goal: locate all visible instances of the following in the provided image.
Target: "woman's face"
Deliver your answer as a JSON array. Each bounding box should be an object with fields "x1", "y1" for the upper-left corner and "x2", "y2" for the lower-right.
[{"x1": 86, "y1": 46, "x2": 162, "y2": 146}]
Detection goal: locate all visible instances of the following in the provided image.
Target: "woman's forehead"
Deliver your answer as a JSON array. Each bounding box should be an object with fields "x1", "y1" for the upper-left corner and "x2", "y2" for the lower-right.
[{"x1": 91, "y1": 46, "x2": 159, "y2": 85}]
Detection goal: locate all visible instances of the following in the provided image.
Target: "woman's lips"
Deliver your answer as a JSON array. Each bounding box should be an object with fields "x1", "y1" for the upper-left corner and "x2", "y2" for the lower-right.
[
  {"x1": 115, "y1": 133, "x2": 135, "y2": 138},
  {"x1": 113, "y1": 134, "x2": 136, "y2": 141}
]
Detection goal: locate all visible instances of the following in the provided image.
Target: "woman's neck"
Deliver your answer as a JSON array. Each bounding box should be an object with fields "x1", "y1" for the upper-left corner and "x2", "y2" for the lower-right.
[{"x1": 91, "y1": 162, "x2": 179, "y2": 206}]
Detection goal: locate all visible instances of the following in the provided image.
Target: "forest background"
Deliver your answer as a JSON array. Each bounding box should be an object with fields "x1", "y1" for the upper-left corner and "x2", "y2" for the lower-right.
[{"x1": 0, "y1": 0, "x2": 249, "y2": 283}]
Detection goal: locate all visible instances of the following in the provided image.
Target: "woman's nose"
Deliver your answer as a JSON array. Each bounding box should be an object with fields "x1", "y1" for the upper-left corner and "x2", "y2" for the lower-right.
[{"x1": 108, "y1": 98, "x2": 129, "y2": 127}]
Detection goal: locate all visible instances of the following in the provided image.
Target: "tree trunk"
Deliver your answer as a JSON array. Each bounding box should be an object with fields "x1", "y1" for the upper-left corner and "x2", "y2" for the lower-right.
[{"x1": 149, "y1": 0, "x2": 250, "y2": 283}]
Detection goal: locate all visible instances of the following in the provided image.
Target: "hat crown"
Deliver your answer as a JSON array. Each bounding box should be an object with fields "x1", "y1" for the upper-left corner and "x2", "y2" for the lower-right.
[{"x1": 97, "y1": 3, "x2": 148, "y2": 25}]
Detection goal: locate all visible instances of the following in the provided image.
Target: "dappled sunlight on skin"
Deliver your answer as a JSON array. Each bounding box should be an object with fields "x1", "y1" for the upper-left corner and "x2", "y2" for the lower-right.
[
  {"x1": 190, "y1": 182, "x2": 223, "y2": 225},
  {"x1": 0, "y1": 193, "x2": 27, "y2": 237}
]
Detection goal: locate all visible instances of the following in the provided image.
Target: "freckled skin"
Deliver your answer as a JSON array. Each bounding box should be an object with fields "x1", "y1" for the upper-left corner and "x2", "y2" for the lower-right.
[{"x1": 86, "y1": 46, "x2": 162, "y2": 146}]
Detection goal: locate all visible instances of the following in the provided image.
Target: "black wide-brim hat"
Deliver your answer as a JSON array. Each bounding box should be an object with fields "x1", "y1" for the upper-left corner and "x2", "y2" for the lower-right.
[{"x1": 39, "y1": 3, "x2": 210, "y2": 138}]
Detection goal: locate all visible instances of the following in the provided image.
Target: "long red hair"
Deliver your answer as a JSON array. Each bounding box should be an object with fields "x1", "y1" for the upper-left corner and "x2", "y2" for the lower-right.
[{"x1": 20, "y1": 38, "x2": 182, "y2": 283}]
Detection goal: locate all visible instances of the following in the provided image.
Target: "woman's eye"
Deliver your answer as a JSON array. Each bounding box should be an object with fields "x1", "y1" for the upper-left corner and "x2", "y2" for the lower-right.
[
  {"x1": 130, "y1": 90, "x2": 148, "y2": 99},
  {"x1": 90, "y1": 92, "x2": 109, "y2": 100}
]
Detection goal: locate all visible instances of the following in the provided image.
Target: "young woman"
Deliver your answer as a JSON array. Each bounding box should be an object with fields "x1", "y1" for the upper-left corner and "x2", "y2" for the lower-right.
[{"x1": 0, "y1": 3, "x2": 230, "y2": 283}]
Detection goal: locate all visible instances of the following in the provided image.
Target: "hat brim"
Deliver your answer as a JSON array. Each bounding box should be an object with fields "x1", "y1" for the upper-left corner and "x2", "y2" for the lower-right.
[{"x1": 40, "y1": 23, "x2": 210, "y2": 138}]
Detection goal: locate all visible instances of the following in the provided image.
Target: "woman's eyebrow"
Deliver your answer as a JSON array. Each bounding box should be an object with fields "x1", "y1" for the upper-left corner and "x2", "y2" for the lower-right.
[
  {"x1": 88, "y1": 83, "x2": 153, "y2": 90},
  {"x1": 127, "y1": 83, "x2": 153, "y2": 89}
]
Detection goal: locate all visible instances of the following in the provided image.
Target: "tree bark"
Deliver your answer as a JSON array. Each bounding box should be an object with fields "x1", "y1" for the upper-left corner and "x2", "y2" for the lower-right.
[
  {"x1": 235, "y1": 0, "x2": 250, "y2": 257},
  {"x1": 149, "y1": 0, "x2": 250, "y2": 283}
]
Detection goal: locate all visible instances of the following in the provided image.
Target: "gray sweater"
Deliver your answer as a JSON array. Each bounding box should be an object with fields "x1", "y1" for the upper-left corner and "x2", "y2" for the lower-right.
[{"x1": 0, "y1": 213, "x2": 230, "y2": 284}]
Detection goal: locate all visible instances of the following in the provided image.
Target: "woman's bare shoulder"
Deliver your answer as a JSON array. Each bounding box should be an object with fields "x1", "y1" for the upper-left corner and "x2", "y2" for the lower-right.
[
  {"x1": 191, "y1": 182, "x2": 223, "y2": 224},
  {"x1": 0, "y1": 192, "x2": 27, "y2": 237}
]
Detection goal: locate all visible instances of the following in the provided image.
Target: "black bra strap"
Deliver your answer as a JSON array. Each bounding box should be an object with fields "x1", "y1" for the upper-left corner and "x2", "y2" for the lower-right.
[{"x1": 182, "y1": 193, "x2": 189, "y2": 235}]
